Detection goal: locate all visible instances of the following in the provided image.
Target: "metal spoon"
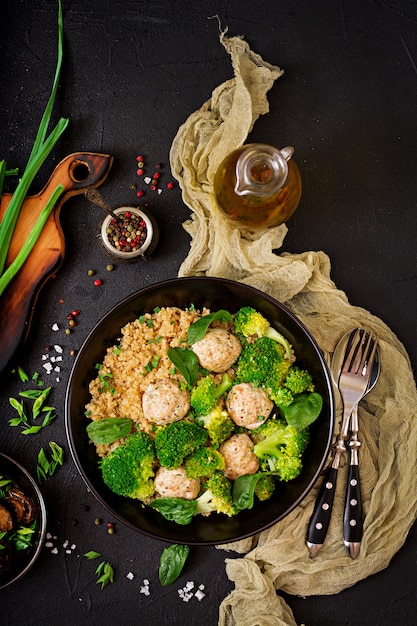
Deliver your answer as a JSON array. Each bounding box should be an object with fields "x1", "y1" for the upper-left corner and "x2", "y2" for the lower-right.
[
  {"x1": 84, "y1": 187, "x2": 120, "y2": 220},
  {"x1": 331, "y1": 329, "x2": 380, "y2": 558}
]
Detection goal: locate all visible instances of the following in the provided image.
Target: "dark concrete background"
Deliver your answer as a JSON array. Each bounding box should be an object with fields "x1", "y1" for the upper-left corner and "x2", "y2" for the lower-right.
[{"x1": 0, "y1": 1, "x2": 416, "y2": 624}]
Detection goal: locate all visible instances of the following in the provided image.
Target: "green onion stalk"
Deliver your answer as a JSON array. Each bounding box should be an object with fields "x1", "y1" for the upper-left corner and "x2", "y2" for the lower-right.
[{"x1": 0, "y1": 0, "x2": 68, "y2": 295}]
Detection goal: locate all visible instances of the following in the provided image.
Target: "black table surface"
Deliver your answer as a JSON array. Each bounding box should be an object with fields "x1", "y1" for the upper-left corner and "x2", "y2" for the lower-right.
[{"x1": 1, "y1": 1, "x2": 416, "y2": 624}]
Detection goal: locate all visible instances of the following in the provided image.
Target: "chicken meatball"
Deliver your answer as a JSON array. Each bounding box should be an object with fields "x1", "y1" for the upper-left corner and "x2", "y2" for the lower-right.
[
  {"x1": 226, "y1": 382, "x2": 273, "y2": 429},
  {"x1": 191, "y1": 328, "x2": 242, "y2": 372},
  {"x1": 154, "y1": 466, "x2": 200, "y2": 500},
  {"x1": 219, "y1": 433, "x2": 259, "y2": 480},
  {"x1": 142, "y1": 379, "x2": 190, "y2": 425}
]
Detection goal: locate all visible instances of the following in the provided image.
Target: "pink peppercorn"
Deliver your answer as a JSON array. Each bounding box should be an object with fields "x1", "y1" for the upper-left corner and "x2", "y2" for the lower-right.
[
  {"x1": 94, "y1": 278, "x2": 102, "y2": 286},
  {"x1": 137, "y1": 168, "x2": 144, "y2": 176},
  {"x1": 153, "y1": 172, "x2": 160, "y2": 179},
  {"x1": 136, "y1": 190, "x2": 144, "y2": 198},
  {"x1": 136, "y1": 155, "x2": 144, "y2": 162},
  {"x1": 167, "y1": 181, "x2": 174, "y2": 189}
]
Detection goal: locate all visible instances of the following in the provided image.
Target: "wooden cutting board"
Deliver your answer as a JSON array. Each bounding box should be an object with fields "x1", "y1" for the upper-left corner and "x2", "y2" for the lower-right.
[{"x1": 0, "y1": 152, "x2": 113, "y2": 376}]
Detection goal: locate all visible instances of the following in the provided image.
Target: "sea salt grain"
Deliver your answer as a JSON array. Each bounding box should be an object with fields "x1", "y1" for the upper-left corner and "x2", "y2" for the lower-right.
[
  {"x1": 140, "y1": 579, "x2": 150, "y2": 595},
  {"x1": 52, "y1": 323, "x2": 59, "y2": 331},
  {"x1": 195, "y1": 589, "x2": 206, "y2": 601},
  {"x1": 126, "y1": 572, "x2": 134, "y2": 580}
]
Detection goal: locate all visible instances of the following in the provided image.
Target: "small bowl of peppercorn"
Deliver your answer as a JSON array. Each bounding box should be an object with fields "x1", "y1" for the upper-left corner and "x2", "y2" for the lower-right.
[{"x1": 99, "y1": 206, "x2": 159, "y2": 263}]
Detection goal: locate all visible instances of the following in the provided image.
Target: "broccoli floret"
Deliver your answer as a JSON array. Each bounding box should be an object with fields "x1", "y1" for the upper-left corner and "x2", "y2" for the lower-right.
[
  {"x1": 234, "y1": 306, "x2": 270, "y2": 337},
  {"x1": 252, "y1": 418, "x2": 310, "y2": 482},
  {"x1": 254, "y1": 474, "x2": 277, "y2": 501},
  {"x1": 235, "y1": 336, "x2": 292, "y2": 389},
  {"x1": 268, "y1": 385, "x2": 294, "y2": 408},
  {"x1": 155, "y1": 420, "x2": 207, "y2": 469},
  {"x1": 197, "y1": 404, "x2": 236, "y2": 448},
  {"x1": 100, "y1": 431, "x2": 156, "y2": 500},
  {"x1": 190, "y1": 373, "x2": 233, "y2": 415},
  {"x1": 184, "y1": 447, "x2": 226, "y2": 479},
  {"x1": 234, "y1": 307, "x2": 293, "y2": 361},
  {"x1": 195, "y1": 471, "x2": 235, "y2": 517},
  {"x1": 284, "y1": 366, "x2": 314, "y2": 394}
]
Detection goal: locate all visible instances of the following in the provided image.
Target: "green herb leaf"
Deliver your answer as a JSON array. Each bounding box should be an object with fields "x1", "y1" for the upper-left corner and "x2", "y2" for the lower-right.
[
  {"x1": 86, "y1": 417, "x2": 133, "y2": 445},
  {"x1": 17, "y1": 366, "x2": 29, "y2": 382},
  {"x1": 232, "y1": 472, "x2": 280, "y2": 512},
  {"x1": 32, "y1": 387, "x2": 51, "y2": 418},
  {"x1": 36, "y1": 442, "x2": 64, "y2": 482},
  {"x1": 84, "y1": 551, "x2": 101, "y2": 560},
  {"x1": 159, "y1": 544, "x2": 190, "y2": 586},
  {"x1": 167, "y1": 347, "x2": 200, "y2": 386},
  {"x1": 95, "y1": 561, "x2": 114, "y2": 589},
  {"x1": 187, "y1": 310, "x2": 232, "y2": 345},
  {"x1": 149, "y1": 497, "x2": 197, "y2": 525},
  {"x1": 280, "y1": 392, "x2": 323, "y2": 430},
  {"x1": 19, "y1": 389, "x2": 44, "y2": 399}
]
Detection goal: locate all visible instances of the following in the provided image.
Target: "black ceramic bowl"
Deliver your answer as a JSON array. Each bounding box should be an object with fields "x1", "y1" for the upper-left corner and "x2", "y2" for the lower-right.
[
  {"x1": 0, "y1": 453, "x2": 47, "y2": 589},
  {"x1": 65, "y1": 277, "x2": 334, "y2": 545}
]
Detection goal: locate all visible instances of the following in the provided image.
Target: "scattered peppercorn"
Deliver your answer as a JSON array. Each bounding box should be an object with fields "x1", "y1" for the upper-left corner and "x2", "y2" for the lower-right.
[
  {"x1": 71, "y1": 309, "x2": 80, "y2": 317},
  {"x1": 137, "y1": 160, "x2": 144, "y2": 168},
  {"x1": 106, "y1": 264, "x2": 114, "y2": 272},
  {"x1": 71, "y1": 518, "x2": 78, "y2": 526},
  {"x1": 68, "y1": 319, "x2": 76, "y2": 327},
  {"x1": 94, "y1": 518, "x2": 102, "y2": 526},
  {"x1": 107, "y1": 522, "x2": 115, "y2": 534},
  {"x1": 65, "y1": 329, "x2": 71, "y2": 335},
  {"x1": 167, "y1": 181, "x2": 174, "y2": 189},
  {"x1": 153, "y1": 172, "x2": 160, "y2": 180},
  {"x1": 88, "y1": 269, "x2": 95, "y2": 276},
  {"x1": 59, "y1": 298, "x2": 64, "y2": 304},
  {"x1": 137, "y1": 168, "x2": 144, "y2": 176},
  {"x1": 70, "y1": 349, "x2": 77, "y2": 357},
  {"x1": 136, "y1": 155, "x2": 144, "y2": 162},
  {"x1": 136, "y1": 190, "x2": 144, "y2": 198},
  {"x1": 94, "y1": 278, "x2": 103, "y2": 286}
]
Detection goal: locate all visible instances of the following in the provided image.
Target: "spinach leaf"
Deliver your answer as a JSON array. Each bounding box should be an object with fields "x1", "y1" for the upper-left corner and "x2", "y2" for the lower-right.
[
  {"x1": 149, "y1": 497, "x2": 197, "y2": 525},
  {"x1": 167, "y1": 347, "x2": 200, "y2": 386},
  {"x1": 159, "y1": 544, "x2": 190, "y2": 587},
  {"x1": 86, "y1": 417, "x2": 133, "y2": 444},
  {"x1": 187, "y1": 310, "x2": 232, "y2": 344},
  {"x1": 281, "y1": 392, "x2": 323, "y2": 430},
  {"x1": 233, "y1": 472, "x2": 280, "y2": 512}
]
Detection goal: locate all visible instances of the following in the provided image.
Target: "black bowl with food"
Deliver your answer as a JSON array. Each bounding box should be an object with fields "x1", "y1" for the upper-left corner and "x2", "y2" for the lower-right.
[
  {"x1": 65, "y1": 277, "x2": 334, "y2": 545},
  {"x1": 0, "y1": 453, "x2": 47, "y2": 589}
]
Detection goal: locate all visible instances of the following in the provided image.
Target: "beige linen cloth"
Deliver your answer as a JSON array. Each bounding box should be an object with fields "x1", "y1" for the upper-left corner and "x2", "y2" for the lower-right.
[{"x1": 170, "y1": 33, "x2": 417, "y2": 626}]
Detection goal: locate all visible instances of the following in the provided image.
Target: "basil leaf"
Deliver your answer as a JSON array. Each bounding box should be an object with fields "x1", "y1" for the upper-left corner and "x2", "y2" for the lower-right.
[
  {"x1": 159, "y1": 544, "x2": 190, "y2": 587},
  {"x1": 167, "y1": 347, "x2": 200, "y2": 386},
  {"x1": 149, "y1": 497, "x2": 197, "y2": 525},
  {"x1": 86, "y1": 417, "x2": 133, "y2": 444},
  {"x1": 281, "y1": 392, "x2": 323, "y2": 430},
  {"x1": 233, "y1": 472, "x2": 280, "y2": 512},
  {"x1": 187, "y1": 310, "x2": 232, "y2": 345}
]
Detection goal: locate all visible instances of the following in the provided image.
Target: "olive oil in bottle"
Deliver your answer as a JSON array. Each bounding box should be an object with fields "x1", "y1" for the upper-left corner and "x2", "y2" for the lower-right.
[{"x1": 214, "y1": 144, "x2": 302, "y2": 231}]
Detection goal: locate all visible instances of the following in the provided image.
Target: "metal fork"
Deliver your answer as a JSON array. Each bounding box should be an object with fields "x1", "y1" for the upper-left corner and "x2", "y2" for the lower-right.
[{"x1": 306, "y1": 328, "x2": 377, "y2": 557}]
